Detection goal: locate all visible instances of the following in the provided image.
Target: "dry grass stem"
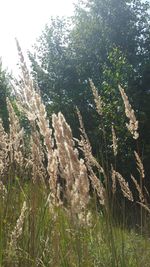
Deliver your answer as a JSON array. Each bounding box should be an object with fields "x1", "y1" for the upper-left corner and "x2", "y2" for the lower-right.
[{"x1": 137, "y1": 202, "x2": 150, "y2": 213}]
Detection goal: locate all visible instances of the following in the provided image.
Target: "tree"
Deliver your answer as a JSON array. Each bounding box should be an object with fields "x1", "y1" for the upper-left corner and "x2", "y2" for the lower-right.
[{"x1": 72, "y1": 0, "x2": 150, "y2": 69}]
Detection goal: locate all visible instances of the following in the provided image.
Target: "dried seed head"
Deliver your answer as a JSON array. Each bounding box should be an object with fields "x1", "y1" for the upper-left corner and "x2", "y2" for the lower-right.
[
  {"x1": 111, "y1": 125, "x2": 118, "y2": 156},
  {"x1": 76, "y1": 107, "x2": 104, "y2": 173},
  {"x1": 15, "y1": 41, "x2": 54, "y2": 181},
  {"x1": 134, "y1": 151, "x2": 145, "y2": 179},
  {"x1": 119, "y1": 85, "x2": 139, "y2": 140},
  {"x1": 9, "y1": 201, "x2": 27, "y2": 250},
  {"x1": 76, "y1": 107, "x2": 106, "y2": 206},
  {"x1": 0, "y1": 119, "x2": 8, "y2": 175},
  {"x1": 111, "y1": 165, "x2": 116, "y2": 194},
  {"x1": 30, "y1": 127, "x2": 46, "y2": 184},
  {"x1": 89, "y1": 170, "x2": 105, "y2": 205},
  {"x1": 48, "y1": 149, "x2": 62, "y2": 207},
  {"x1": 113, "y1": 169, "x2": 133, "y2": 201},
  {"x1": 52, "y1": 112, "x2": 90, "y2": 215},
  {"x1": 89, "y1": 79, "x2": 103, "y2": 116},
  {"x1": 131, "y1": 175, "x2": 144, "y2": 203},
  {"x1": 7, "y1": 99, "x2": 24, "y2": 167}
]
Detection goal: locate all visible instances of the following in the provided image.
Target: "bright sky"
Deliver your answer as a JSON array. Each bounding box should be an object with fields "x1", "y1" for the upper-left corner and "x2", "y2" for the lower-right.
[{"x1": 0, "y1": 0, "x2": 76, "y2": 73}]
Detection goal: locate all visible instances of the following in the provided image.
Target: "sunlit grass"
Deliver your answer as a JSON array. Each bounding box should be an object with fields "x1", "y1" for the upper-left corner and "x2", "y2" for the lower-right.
[{"x1": 0, "y1": 181, "x2": 150, "y2": 267}]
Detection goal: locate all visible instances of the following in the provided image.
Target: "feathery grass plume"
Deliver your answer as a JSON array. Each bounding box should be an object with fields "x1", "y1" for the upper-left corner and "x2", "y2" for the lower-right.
[
  {"x1": 33, "y1": 93, "x2": 55, "y2": 186},
  {"x1": 15, "y1": 40, "x2": 54, "y2": 180},
  {"x1": 0, "y1": 181, "x2": 7, "y2": 199},
  {"x1": 89, "y1": 170, "x2": 105, "y2": 205},
  {"x1": 14, "y1": 41, "x2": 36, "y2": 120},
  {"x1": 52, "y1": 112, "x2": 78, "y2": 190},
  {"x1": 7, "y1": 98, "x2": 24, "y2": 167},
  {"x1": 78, "y1": 159, "x2": 90, "y2": 208},
  {"x1": 71, "y1": 159, "x2": 90, "y2": 223},
  {"x1": 76, "y1": 107, "x2": 104, "y2": 173},
  {"x1": 111, "y1": 125, "x2": 118, "y2": 156},
  {"x1": 34, "y1": 94, "x2": 54, "y2": 165},
  {"x1": 131, "y1": 175, "x2": 144, "y2": 203},
  {"x1": 119, "y1": 85, "x2": 139, "y2": 139},
  {"x1": 0, "y1": 118, "x2": 8, "y2": 175},
  {"x1": 48, "y1": 149, "x2": 62, "y2": 208},
  {"x1": 134, "y1": 151, "x2": 145, "y2": 179},
  {"x1": 69, "y1": 158, "x2": 91, "y2": 224},
  {"x1": 52, "y1": 112, "x2": 90, "y2": 216},
  {"x1": 76, "y1": 108, "x2": 106, "y2": 205},
  {"x1": 30, "y1": 125, "x2": 46, "y2": 184},
  {"x1": 112, "y1": 169, "x2": 133, "y2": 201},
  {"x1": 111, "y1": 165, "x2": 116, "y2": 194},
  {"x1": 71, "y1": 159, "x2": 90, "y2": 209},
  {"x1": 89, "y1": 79, "x2": 103, "y2": 116},
  {"x1": 9, "y1": 201, "x2": 27, "y2": 250}
]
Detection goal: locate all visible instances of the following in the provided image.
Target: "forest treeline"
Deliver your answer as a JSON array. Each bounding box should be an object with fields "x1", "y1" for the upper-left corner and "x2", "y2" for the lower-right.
[{"x1": 1, "y1": 0, "x2": 150, "y2": 178}]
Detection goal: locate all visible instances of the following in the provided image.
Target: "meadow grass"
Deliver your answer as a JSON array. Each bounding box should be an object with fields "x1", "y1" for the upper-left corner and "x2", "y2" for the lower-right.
[{"x1": 1, "y1": 180, "x2": 150, "y2": 267}]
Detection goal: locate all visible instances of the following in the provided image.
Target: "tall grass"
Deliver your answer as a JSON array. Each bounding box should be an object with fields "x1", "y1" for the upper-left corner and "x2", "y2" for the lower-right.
[{"x1": 0, "y1": 41, "x2": 150, "y2": 266}]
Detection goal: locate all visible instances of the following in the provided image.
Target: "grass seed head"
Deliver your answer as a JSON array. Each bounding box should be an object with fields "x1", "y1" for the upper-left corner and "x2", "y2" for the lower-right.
[
  {"x1": 134, "y1": 151, "x2": 145, "y2": 179},
  {"x1": 119, "y1": 85, "x2": 139, "y2": 140}
]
